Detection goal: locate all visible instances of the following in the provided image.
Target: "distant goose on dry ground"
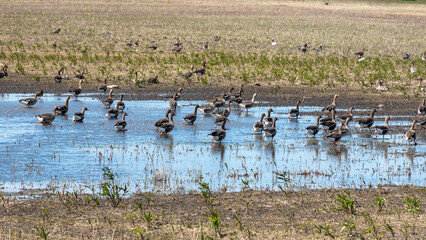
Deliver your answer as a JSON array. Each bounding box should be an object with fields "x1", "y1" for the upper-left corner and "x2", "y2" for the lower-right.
[
  {"x1": 418, "y1": 99, "x2": 425, "y2": 117},
  {"x1": 157, "y1": 112, "x2": 176, "y2": 134},
  {"x1": 102, "y1": 89, "x2": 114, "y2": 108},
  {"x1": 172, "y1": 43, "x2": 182, "y2": 52},
  {"x1": 154, "y1": 109, "x2": 172, "y2": 128},
  {"x1": 52, "y1": 42, "x2": 57, "y2": 48},
  {"x1": 114, "y1": 113, "x2": 128, "y2": 131},
  {"x1": 174, "y1": 37, "x2": 181, "y2": 47},
  {"x1": 193, "y1": 61, "x2": 206, "y2": 76},
  {"x1": 147, "y1": 44, "x2": 158, "y2": 50},
  {"x1": 73, "y1": 107, "x2": 88, "y2": 122},
  {"x1": 116, "y1": 94, "x2": 125, "y2": 112},
  {"x1": 203, "y1": 41, "x2": 209, "y2": 50},
  {"x1": 183, "y1": 105, "x2": 199, "y2": 125},
  {"x1": 53, "y1": 28, "x2": 61, "y2": 34},
  {"x1": 358, "y1": 109, "x2": 377, "y2": 130},
  {"x1": 271, "y1": 38, "x2": 278, "y2": 46},
  {"x1": 35, "y1": 107, "x2": 59, "y2": 124},
  {"x1": 253, "y1": 113, "x2": 266, "y2": 133},
  {"x1": 299, "y1": 42, "x2": 308, "y2": 52},
  {"x1": 179, "y1": 66, "x2": 194, "y2": 79},
  {"x1": 289, "y1": 101, "x2": 301, "y2": 118},
  {"x1": 263, "y1": 117, "x2": 278, "y2": 141},
  {"x1": 208, "y1": 121, "x2": 227, "y2": 143},
  {"x1": 374, "y1": 116, "x2": 391, "y2": 140},
  {"x1": 74, "y1": 70, "x2": 85, "y2": 80},
  {"x1": 69, "y1": 79, "x2": 83, "y2": 98},
  {"x1": 240, "y1": 93, "x2": 257, "y2": 111},
  {"x1": 126, "y1": 40, "x2": 138, "y2": 47},
  {"x1": 376, "y1": 80, "x2": 388, "y2": 92},
  {"x1": 325, "y1": 123, "x2": 343, "y2": 145},
  {"x1": 55, "y1": 96, "x2": 71, "y2": 115},
  {"x1": 355, "y1": 47, "x2": 365, "y2": 57},
  {"x1": 320, "y1": 109, "x2": 336, "y2": 133},
  {"x1": 422, "y1": 51, "x2": 426, "y2": 61},
  {"x1": 147, "y1": 75, "x2": 159, "y2": 84},
  {"x1": 306, "y1": 116, "x2": 321, "y2": 138},
  {"x1": 105, "y1": 103, "x2": 120, "y2": 119},
  {"x1": 214, "y1": 35, "x2": 221, "y2": 42},
  {"x1": 403, "y1": 52, "x2": 410, "y2": 60},
  {"x1": 405, "y1": 120, "x2": 417, "y2": 145},
  {"x1": 338, "y1": 107, "x2": 354, "y2": 123},
  {"x1": 313, "y1": 45, "x2": 322, "y2": 52},
  {"x1": 19, "y1": 92, "x2": 42, "y2": 108},
  {"x1": 54, "y1": 67, "x2": 68, "y2": 85},
  {"x1": 99, "y1": 77, "x2": 108, "y2": 94},
  {"x1": 322, "y1": 94, "x2": 339, "y2": 112},
  {"x1": 264, "y1": 108, "x2": 274, "y2": 127},
  {"x1": 0, "y1": 65, "x2": 8, "y2": 78}
]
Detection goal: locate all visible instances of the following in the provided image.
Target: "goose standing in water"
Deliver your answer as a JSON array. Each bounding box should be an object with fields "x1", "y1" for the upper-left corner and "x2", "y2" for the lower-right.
[
  {"x1": 253, "y1": 113, "x2": 266, "y2": 134},
  {"x1": 102, "y1": 89, "x2": 114, "y2": 108},
  {"x1": 114, "y1": 113, "x2": 128, "y2": 131},
  {"x1": 263, "y1": 109, "x2": 274, "y2": 127},
  {"x1": 198, "y1": 100, "x2": 216, "y2": 115},
  {"x1": 35, "y1": 107, "x2": 59, "y2": 124},
  {"x1": 322, "y1": 94, "x2": 339, "y2": 112},
  {"x1": 405, "y1": 120, "x2": 417, "y2": 146},
  {"x1": 418, "y1": 99, "x2": 425, "y2": 117},
  {"x1": 54, "y1": 67, "x2": 68, "y2": 85},
  {"x1": 306, "y1": 116, "x2": 321, "y2": 138},
  {"x1": 263, "y1": 117, "x2": 278, "y2": 141},
  {"x1": 69, "y1": 79, "x2": 83, "y2": 98},
  {"x1": 214, "y1": 110, "x2": 230, "y2": 128},
  {"x1": 358, "y1": 109, "x2": 377, "y2": 130},
  {"x1": 231, "y1": 85, "x2": 244, "y2": 104},
  {"x1": 223, "y1": 87, "x2": 235, "y2": 102},
  {"x1": 116, "y1": 94, "x2": 125, "y2": 112},
  {"x1": 239, "y1": 93, "x2": 257, "y2": 111},
  {"x1": 183, "y1": 105, "x2": 199, "y2": 125},
  {"x1": 169, "y1": 94, "x2": 177, "y2": 111},
  {"x1": 36, "y1": 90, "x2": 44, "y2": 97},
  {"x1": 208, "y1": 121, "x2": 227, "y2": 143},
  {"x1": 340, "y1": 118, "x2": 351, "y2": 136},
  {"x1": 0, "y1": 65, "x2": 8, "y2": 78},
  {"x1": 98, "y1": 77, "x2": 109, "y2": 94},
  {"x1": 325, "y1": 123, "x2": 343, "y2": 145},
  {"x1": 157, "y1": 112, "x2": 176, "y2": 134},
  {"x1": 154, "y1": 109, "x2": 172, "y2": 128},
  {"x1": 338, "y1": 107, "x2": 354, "y2": 123},
  {"x1": 320, "y1": 109, "x2": 336, "y2": 133},
  {"x1": 213, "y1": 101, "x2": 231, "y2": 118},
  {"x1": 288, "y1": 101, "x2": 301, "y2": 119},
  {"x1": 19, "y1": 91, "x2": 43, "y2": 108},
  {"x1": 55, "y1": 96, "x2": 71, "y2": 115},
  {"x1": 374, "y1": 116, "x2": 391, "y2": 140},
  {"x1": 105, "y1": 102, "x2": 120, "y2": 119},
  {"x1": 73, "y1": 107, "x2": 88, "y2": 122}
]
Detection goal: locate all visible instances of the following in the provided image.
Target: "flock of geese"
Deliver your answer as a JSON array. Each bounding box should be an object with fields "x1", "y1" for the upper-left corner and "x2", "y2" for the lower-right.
[{"x1": 16, "y1": 82, "x2": 425, "y2": 146}]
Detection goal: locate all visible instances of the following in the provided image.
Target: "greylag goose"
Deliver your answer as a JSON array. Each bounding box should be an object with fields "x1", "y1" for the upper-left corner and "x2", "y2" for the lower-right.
[
  {"x1": 102, "y1": 89, "x2": 114, "y2": 108},
  {"x1": 320, "y1": 109, "x2": 336, "y2": 133},
  {"x1": 172, "y1": 43, "x2": 182, "y2": 52},
  {"x1": 322, "y1": 94, "x2": 339, "y2": 112},
  {"x1": 212, "y1": 94, "x2": 226, "y2": 108},
  {"x1": 239, "y1": 93, "x2": 257, "y2": 111},
  {"x1": 154, "y1": 109, "x2": 172, "y2": 128},
  {"x1": 116, "y1": 94, "x2": 125, "y2": 112},
  {"x1": 403, "y1": 53, "x2": 410, "y2": 60},
  {"x1": 55, "y1": 96, "x2": 71, "y2": 115},
  {"x1": 54, "y1": 67, "x2": 68, "y2": 85},
  {"x1": 313, "y1": 45, "x2": 322, "y2": 52},
  {"x1": 208, "y1": 121, "x2": 227, "y2": 143},
  {"x1": 74, "y1": 70, "x2": 85, "y2": 80},
  {"x1": 338, "y1": 107, "x2": 354, "y2": 123},
  {"x1": 114, "y1": 113, "x2": 128, "y2": 131},
  {"x1": 193, "y1": 61, "x2": 206, "y2": 76},
  {"x1": 36, "y1": 90, "x2": 43, "y2": 97},
  {"x1": 223, "y1": 87, "x2": 235, "y2": 101},
  {"x1": 418, "y1": 99, "x2": 425, "y2": 117},
  {"x1": 0, "y1": 65, "x2": 8, "y2": 78},
  {"x1": 340, "y1": 118, "x2": 351, "y2": 136},
  {"x1": 214, "y1": 110, "x2": 230, "y2": 128},
  {"x1": 376, "y1": 80, "x2": 388, "y2": 92},
  {"x1": 213, "y1": 101, "x2": 231, "y2": 118},
  {"x1": 147, "y1": 75, "x2": 159, "y2": 84},
  {"x1": 157, "y1": 112, "x2": 175, "y2": 134},
  {"x1": 178, "y1": 66, "x2": 193, "y2": 79},
  {"x1": 288, "y1": 101, "x2": 301, "y2": 118},
  {"x1": 73, "y1": 107, "x2": 88, "y2": 122},
  {"x1": 306, "y1": 116, "x2": 321, "y2": 138},
  {"x1": 69, "y1": 79, "x2": 83, "y2": 98},
  {"x1": 325, "y1": 123, "x2": 343, "y2": 145},
  {"x1": 53, "y1": 28, "x2": 61, "y2": 34},
  {"x1": 214, "y1": 35, "x2": 221, "y2": 42},
  {"x1": 99, "y1": 77, "x2": 108, "y2": 93},
  {"x1": 169, "y1": 94, "x2": 177, "y2": 111},
  {"x1": 183, "y1": 105, "x2": 199, "y2": 125},
  {"x1": 355, "y1": 47, "x2": 365, "y2": 57},
  {"x1": 410, "y1": 61, "x2": 417, "y2": 74},
  {"x1": 174, "y1": 37, "x2": 181, "y2": 47},
  {"x1": 19, "y1": 92, "x2": 41, "y2": 108},
  {"x1": 35, "y1": 107, "x2": 59, "y2": 124},
  {"x1": 358, "y1": 109, "x2": 377, "y2": 130},
  {"x1": 105, "y1": 103, "x2": 120, "y2": 119},
  {"x1": 271, "y1": 38, "x2": 278, "y2": 46},
  {"x1": 203, "y1": 41, "x2": 209, "y2": 50},
  {"x1": 374, "y1": 116, "x2": 391, "y2": 140},
  {"x1": 253, "y1": 113, "x2": 266, "y2": 134},
  {"x1": 422, "y1": 51, "x2": 426, "y2": 61},
  {"x1": 263, "y1": 109, "x2": 274, "y2": 127},
  {"x1": 299, "y1": 43, "x2": 308, "y2": 53},
  {"x1": 405, "y1": 120, "x2": 417, "y2": 145},
  {"x1": 198, "y1": 100, "x2": 216, "y2": 115},
  {"x1": 263, "y1": 117, "x2": 278, "y2": 141}
]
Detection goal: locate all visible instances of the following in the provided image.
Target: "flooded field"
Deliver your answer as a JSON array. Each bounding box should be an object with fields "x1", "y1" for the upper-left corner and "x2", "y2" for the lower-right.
[{"x1": 0, "y1": 93, "x2": 424, "y2": 194}]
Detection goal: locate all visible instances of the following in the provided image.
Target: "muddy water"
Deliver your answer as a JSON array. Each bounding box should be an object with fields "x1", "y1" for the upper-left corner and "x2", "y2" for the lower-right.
[{"x1": 0, "y1": 93, "x2": 424, "y2": 193}]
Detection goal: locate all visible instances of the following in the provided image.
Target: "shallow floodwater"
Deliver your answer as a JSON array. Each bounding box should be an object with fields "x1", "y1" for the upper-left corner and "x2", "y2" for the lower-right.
[{"x1": 0, "y1": 93, "x2": 424, "y2": 193}]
